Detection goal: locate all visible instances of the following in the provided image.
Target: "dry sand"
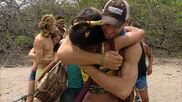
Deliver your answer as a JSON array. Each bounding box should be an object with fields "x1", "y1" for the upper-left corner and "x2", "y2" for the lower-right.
[{"x1": 0, "y1": 57, "x2": 182, "y2": 102}]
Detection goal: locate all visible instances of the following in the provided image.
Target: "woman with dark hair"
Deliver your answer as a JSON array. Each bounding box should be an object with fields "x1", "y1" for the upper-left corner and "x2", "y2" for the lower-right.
[
  {"x1": 69, "y1": 7, "x2": 105, "y2": 47},
  {"x1": 60, "y1": 7, "x2": 105, "y2": 102}
]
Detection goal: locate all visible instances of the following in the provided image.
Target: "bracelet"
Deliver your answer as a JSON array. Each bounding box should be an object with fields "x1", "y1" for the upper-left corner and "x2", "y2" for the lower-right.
[{"x1": 100, "y1": 53, "x2": 104, "y2": 66}]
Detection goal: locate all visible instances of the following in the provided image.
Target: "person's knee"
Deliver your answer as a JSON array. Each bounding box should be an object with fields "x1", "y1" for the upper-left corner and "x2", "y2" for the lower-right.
[{"x1": 142, "y1": 95, "x2": 149, "y2": 102}]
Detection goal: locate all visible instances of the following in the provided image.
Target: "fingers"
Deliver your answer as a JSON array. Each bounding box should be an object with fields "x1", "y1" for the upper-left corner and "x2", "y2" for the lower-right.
[
  {"x1": 147, "y1": 70, "x2": 152, "y2": 76},
  {"x1": 107, "y1": 51, "x2": 123, "y2": 63},
  {"x1": 105, "y1": 51, "x2": 123, "y2": 61},
  {"x1": 103, "y1": 51, "x2": 123, "y2": 69},
  {"x1": 108, "y1": 51, "x2": 119, "y2": 55}
]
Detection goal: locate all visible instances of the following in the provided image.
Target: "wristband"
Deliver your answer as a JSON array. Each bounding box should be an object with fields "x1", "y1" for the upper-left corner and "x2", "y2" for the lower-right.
[{"x1": 100, "y1": 53, "x2": 104, "y2": 66}]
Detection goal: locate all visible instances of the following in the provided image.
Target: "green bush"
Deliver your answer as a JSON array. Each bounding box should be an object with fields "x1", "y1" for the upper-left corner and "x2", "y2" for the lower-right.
[{"x1": 15, "y1": 36, "x2": 33, "y2": 48}]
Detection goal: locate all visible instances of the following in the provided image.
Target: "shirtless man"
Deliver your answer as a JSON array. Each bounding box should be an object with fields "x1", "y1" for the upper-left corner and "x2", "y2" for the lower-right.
[
  {"x1": 33, "y1": 14, "x2": 57, "y2": 82},
  {"x1": 135, "y1": 42, "x2": 153, "y2": 102},
  {"x1": 26, "y1": 15, "x2": 64, "y2": 102},
  {"x1": 32, "y1": 14, "x2": 58, "y2": 102},
  {"x1": 26, "y1": 31, "x2": 62, "y2": 102}
]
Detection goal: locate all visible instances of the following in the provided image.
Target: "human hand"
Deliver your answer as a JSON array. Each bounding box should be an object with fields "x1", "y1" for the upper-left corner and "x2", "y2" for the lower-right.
[
  {"x1": 36, "y1": 73, "x2": 48, "y2": 88},
  {"x1": 101, "y1": 51, "x2": 123, "y2": 70},
  {"x1": 147, "y1": 66, "x2": 152, "y2": 76},
  {"x1": 37, "y1": 74, "x2": 44, "y2": 82}
]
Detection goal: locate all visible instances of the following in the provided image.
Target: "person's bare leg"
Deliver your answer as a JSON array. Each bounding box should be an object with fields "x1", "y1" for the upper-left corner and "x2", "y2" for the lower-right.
[
  {"x1": 139, "y1": 88, "x2": 149, "y2": 102},
  {"x1": 26, "y1": 63, "x2": 37, "y2": 102},
  {"x1": 135, "y1": 88, "x2": 141, "y2": 101},
  {"x1": 26, "y1": 80, "x2": 35, "y2": 102}
]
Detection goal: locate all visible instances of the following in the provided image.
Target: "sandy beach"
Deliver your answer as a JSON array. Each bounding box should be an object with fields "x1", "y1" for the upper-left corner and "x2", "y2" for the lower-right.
[{"x1": 0, "y1": 57, "x2": 182, "y2": 102}]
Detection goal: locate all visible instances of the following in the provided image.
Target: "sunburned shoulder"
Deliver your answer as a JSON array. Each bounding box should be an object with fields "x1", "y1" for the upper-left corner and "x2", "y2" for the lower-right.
[{"x1": 117, "y1": 43, "x2": 141, "y2": 66}]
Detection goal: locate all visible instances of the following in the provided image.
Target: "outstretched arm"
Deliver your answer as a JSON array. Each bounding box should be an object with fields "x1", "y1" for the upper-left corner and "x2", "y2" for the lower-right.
[{"x1": 80, "y1": 43, "x2": 141, "y2": 99}]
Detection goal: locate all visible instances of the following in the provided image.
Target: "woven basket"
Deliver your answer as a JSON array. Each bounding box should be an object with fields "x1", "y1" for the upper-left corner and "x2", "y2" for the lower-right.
[{"x1": 34, "y1": 62, "x2": 67, "y2": 102}]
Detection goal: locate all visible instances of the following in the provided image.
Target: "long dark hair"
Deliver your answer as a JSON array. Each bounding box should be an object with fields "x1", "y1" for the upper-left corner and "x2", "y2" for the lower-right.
[
  {"x1": 51, "y1": 32, "x2": 61, "y2": 52},
  {"x1": 69, "y1": 7, "x2": 105, "y2": 48}
]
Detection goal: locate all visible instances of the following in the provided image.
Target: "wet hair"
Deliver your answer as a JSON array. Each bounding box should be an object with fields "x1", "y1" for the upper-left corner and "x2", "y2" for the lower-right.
[
  {"x1": 51, "y1": 28, "x2": 63, "y2": 39},
  {"x1": 74, "y1": 7, "x2": 102, "y2": 22},
  {"x1": 51, "y1": 33, "x2": 61, "y2": 52},
  {"x1": 39, "y1": 14, "x2": 56, "y2": 31},
  {"x1": 51, "y1": 29, "x2": 62, "y2": 52},
  {"x1": 56, "y1": 16, "x2": 65, "y2": 24},
  {"x1": 56, "y1": 16, "x2": 64, "y2": 20},
  {"x1": 53, "y1": 43, "x2": 60, "y2": 52},
  {"x1": 69, "y1": 7, "x2": 105, "y2": 48}
]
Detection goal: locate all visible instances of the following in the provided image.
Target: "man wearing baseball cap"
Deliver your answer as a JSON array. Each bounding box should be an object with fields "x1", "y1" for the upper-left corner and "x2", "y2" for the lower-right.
[{"x1": 102, "y1": 0, "x2": 130, "y2": 38}]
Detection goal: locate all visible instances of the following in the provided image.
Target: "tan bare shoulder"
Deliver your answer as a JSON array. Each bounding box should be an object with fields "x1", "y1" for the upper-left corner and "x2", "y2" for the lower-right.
[
  {"x1": 35, "y1": 33, "x2": 43, "y2": 41},
  {"x1": 33, "y1": 34, "x2": 44, "y2": 49},
  {"x1": 123, "y1": 43, "x2": 142, "y2": 63}
]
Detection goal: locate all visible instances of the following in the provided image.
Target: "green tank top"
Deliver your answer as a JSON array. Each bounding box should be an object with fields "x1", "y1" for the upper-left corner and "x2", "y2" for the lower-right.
[{"x1": 67, "y1": 64, "x2": 83, "y2": 88}]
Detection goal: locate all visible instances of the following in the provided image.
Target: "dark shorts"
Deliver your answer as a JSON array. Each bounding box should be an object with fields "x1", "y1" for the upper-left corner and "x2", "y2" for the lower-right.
[
  {"x1": 60, "y1": 88, "x2": 82, "y2": 102},
  {"x1": 28, "y1": 70, "x2": 36, "y2": 81},
  {"x1": 135, "y1": 75, "x2": 147, "y2": 90}
]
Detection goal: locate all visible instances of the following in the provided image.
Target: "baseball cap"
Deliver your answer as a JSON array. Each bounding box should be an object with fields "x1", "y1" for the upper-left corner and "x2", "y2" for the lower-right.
[{"x1": 102, "y1": 0, "x2": 130, "y2": 27}]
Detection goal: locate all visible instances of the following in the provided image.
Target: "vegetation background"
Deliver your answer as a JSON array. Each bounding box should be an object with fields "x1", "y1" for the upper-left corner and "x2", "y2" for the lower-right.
[{"x1": 0, "y1": 0, "x2": 181, "y2": 66}]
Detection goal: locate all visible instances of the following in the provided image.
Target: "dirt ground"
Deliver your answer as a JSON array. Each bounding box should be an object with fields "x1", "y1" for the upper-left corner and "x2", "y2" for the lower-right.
[{"x1": 0, "y1": 57, "x2": 182, "y2": 102}]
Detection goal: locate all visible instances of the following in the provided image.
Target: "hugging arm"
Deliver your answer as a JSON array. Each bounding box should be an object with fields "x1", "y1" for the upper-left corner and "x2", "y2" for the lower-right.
[
  {"x1": 115, "y1": 26, "x2": 145, "y2": 50},
  {"x1": 80, "y1": 43, "x2": 142, "y2": 99},
  {"x1": 57, "y1": 36, "x2": 122, "y2": 68}
]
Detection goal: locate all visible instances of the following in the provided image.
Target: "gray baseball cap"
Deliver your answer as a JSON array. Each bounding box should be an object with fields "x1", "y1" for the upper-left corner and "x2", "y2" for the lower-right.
[{"x1": 102, "y1": 0, "x2": 130, "y2": 27}]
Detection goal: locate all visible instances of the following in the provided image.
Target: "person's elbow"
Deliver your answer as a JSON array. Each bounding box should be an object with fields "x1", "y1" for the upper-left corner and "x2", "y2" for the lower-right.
[
  {"x1": 138, "y1": 28, "x2": 145, "y2": 38},
  {"x1": 27, "y1": 54, "x2": 34, "y2": 59},
  {"x1": 117, "y1": 88, "x2": 132, "y2": 100},
  {"x1": 115, "y1": 81, "x2": 134, "y2": 100}
]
